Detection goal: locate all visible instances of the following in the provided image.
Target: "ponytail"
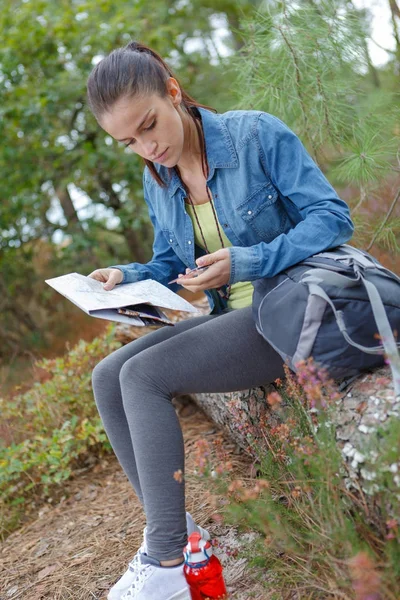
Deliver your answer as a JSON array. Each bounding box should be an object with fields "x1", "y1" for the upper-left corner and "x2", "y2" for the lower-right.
[{"x1": 87, "y1": 41, "x2": 216, "y2": 187}]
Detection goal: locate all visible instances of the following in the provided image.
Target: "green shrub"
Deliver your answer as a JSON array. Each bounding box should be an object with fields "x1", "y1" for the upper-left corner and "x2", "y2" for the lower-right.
[{"x1": 0, "y1": 324, "x2": 120, "y2": 538}]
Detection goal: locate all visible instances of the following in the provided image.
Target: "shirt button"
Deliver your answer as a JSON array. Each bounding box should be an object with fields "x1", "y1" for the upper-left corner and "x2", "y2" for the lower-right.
[
  {"x1": 247, "y1": 210, "x2": 252, "y2": 215},
  {"x1": 169, "y1": 239, "x2": 173, "y2": 243},
  {"x1": 223, "y1": 223, "x2": 228, "y2": 228},
  {"x1": 268, "y1": 195, "x2": 272, "y2": 199},
  {"x1": 188, "y1": 240, "x2": 192, "y2": 244}
]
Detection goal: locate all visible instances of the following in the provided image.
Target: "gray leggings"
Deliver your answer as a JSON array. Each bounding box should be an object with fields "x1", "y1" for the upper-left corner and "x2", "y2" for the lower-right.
[{"x1": 91, "y1": 306, "x2": 285, "y2": 561}]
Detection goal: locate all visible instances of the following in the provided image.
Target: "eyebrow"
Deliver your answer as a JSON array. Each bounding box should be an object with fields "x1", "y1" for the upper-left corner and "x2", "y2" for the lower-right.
[{"x1": 117, "y1": 109, "x2": 153, "y2": 142}]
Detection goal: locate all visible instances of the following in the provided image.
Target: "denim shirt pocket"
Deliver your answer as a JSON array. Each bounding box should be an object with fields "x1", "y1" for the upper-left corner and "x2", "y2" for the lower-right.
[{"x1": 237, "y1": 183, "x2": 289, "y2": 241}]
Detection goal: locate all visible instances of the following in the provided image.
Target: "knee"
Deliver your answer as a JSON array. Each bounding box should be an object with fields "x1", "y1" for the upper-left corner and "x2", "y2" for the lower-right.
[
  {"x1": 92, "y1": 355, "x2": 111, "y2": 387},
  {"x1": 91, "y1": 356, "x2": 120, "y2": 408},
  {"x1": 119, "y1": 353, "x2": 164, "y2": 400},
  {"x1": 119, "y1": 354, "x2": 143, "y2": 389}
]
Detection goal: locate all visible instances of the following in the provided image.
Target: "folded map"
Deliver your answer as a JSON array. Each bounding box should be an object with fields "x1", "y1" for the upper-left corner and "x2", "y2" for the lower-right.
[{"x1": 45, "y1": 273, "x2": 200, "y2": 326}]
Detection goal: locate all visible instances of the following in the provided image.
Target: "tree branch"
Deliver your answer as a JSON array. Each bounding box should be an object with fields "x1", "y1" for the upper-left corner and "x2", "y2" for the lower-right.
[
  {"x1": 55, "y1": 185, "x2": 83, "y2": 228},
  {"x1": 389, "y1": 0, "x2": 400, "y2": 19},
  {"x1": 351, "y1": 184, "x2": 367, "y2": 215},
  {"x1": 96, "y1": 172, "x2": 123, "y2": 211},
  {"x1": 370, "y1": 37, "x2": 396, "y2": 55},
  {"x1": 276, "y1": 24, "x2": 318, "y2": 160},
  {"x1": 366, "y1": 185, "x2": 400, "y2": 251}
]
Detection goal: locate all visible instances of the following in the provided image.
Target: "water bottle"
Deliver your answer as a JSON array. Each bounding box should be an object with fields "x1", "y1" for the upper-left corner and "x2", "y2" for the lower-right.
[{"x1": 183, "y1": 531, "x2": 228, "y2": 599}]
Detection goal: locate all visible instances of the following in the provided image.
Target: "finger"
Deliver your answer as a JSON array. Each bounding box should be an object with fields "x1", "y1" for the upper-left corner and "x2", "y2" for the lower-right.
[
  {"x1": 196, "y1": 249, "x2": 227, "y2": 267},
  {"x1": 196, "y1": 254, "x2": 215, "y2": 267},
  {"x1": 89, "y1": 271, "x2": 107, "y2": 282},
  {"x1": 180, "y1": 273, "x2": 220, "y2": 291},
  {"x1": 179, "y1": 282, "x2": 203, "y2": 293},
  {"x1": 178, "y1": 272, "x2": 208, "y2": 284},
  {"x1": 175, "y1": 270, "x2": 201, "y2": 284},
  {"x1": 103, "y1": 271, "x2": 121, "y2": 290},
  {"x1": 88, "y1": 271, "x2": 100, "y2": 280}
]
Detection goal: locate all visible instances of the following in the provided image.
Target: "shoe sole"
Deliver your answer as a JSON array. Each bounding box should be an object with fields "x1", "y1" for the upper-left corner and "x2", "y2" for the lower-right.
[{"x1": 168, "y1": 589, "x2": 191, "y2": 600}]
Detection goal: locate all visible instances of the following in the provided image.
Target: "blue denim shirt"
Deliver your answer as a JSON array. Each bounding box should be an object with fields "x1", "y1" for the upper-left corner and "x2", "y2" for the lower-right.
[{"x1": 111, "y1": 107, "x2": 354, "y2": 312}]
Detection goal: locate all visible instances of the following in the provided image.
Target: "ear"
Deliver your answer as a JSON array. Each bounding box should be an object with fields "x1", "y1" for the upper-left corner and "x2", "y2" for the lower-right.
[{"x1": 166, "y1": 77, "x2": 182, "y2": 106}]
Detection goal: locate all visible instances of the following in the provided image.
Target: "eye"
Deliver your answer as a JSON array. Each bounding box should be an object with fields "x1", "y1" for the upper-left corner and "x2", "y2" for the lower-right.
[{"x1": 124, "y1": 120, "x2": 157, "y2": 147}]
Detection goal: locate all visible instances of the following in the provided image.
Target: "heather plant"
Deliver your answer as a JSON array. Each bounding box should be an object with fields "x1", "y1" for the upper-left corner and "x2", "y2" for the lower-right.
[
  {"x1": 189, "y1": 359, "x2": 400, "y2": 599},
  {"x1": 0, "y1": 324, "x2": 120, "y2": 538}
]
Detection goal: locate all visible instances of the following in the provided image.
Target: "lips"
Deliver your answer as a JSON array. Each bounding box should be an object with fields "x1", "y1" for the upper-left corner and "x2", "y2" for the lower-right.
[{"x1": 154, "y1": 148, "x2": 168, "y2": 162}]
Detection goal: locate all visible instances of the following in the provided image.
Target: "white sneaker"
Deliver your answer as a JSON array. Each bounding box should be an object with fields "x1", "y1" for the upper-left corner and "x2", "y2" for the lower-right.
[
  {"x1": 107, "y1": 512, "x2": 209, "y2": 600},
  {"x1": 121, "y1": 553, "x2": 190, "y2": 600}
]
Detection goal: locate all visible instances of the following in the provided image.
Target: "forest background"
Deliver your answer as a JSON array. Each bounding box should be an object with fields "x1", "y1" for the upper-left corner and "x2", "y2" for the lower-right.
[{"x1": 1, "y1": 0, "x2": 400, "y2": 596}]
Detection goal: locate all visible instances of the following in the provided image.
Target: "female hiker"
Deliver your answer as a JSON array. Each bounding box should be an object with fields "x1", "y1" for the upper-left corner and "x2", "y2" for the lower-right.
[{"x1": 87, "y1": 41, "x2": 354, "y2": 600}]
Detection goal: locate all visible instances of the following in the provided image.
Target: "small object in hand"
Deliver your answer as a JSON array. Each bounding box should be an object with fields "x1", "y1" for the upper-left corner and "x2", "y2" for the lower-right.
[{"x1": 169, "y1": 266, "x2": 209, "y2": 285}]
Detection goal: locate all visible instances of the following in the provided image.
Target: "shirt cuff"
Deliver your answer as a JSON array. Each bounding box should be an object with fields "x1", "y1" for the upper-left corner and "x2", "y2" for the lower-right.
[
  {"x1": 228, "y1": 246, "x2": 263, "y2": 284},
  {"x1": 108, "y1": 265, "x2": 139, "y2": 285}
]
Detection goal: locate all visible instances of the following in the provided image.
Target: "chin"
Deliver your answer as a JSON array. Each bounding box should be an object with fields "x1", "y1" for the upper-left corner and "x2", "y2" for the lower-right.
[{"x1": 166, "y1": 152, "x2": 178, "y2": 167}]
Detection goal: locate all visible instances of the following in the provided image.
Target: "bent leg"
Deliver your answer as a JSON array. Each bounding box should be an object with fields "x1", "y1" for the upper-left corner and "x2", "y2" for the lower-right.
[
  {"x1": 118, "y1": 306, "x2": 285, "y2": 560},
  {"x1": 91, "y1": 313, "x2": 218, "y2": 503}
]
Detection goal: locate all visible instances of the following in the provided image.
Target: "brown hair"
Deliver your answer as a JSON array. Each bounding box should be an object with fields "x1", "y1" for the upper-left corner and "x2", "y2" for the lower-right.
[{"x1": 86, "y1": 41, "x2": 216, "y2": 187}]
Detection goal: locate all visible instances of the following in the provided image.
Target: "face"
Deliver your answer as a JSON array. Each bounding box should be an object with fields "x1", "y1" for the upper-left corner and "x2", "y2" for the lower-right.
[{"x1": 99, "y1": 78, "x2": 189, "y2": 167}]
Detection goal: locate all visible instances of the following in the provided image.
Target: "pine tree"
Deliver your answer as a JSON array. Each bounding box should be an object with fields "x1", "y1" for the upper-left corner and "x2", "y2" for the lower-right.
[{"x1": 230, "y1": 0, "x2": 400, "y2": 256}]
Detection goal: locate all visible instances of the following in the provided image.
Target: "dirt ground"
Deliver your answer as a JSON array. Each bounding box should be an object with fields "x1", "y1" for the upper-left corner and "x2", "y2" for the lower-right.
[{"x1": 1, "y1": 398, "x2": 270, "y2": 600}]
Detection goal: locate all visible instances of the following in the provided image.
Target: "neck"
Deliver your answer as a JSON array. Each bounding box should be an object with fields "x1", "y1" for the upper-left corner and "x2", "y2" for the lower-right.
[{"x1": 176, "y1": 107, "x2": 204, "y2": 176}]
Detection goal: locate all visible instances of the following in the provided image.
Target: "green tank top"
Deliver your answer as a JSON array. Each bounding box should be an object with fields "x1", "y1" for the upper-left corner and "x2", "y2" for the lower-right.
[{"x1": 185, "y1": 202, "x2": 254, "y2": 310}]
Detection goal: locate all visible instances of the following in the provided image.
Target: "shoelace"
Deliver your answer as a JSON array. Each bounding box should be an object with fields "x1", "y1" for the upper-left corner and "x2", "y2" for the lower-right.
[
  {"x1": 123, "y1": 564, "x2": 152, "y2": 597},
  {"x1": 128, "y1": 542, "x2": 146, "y2": 571}
]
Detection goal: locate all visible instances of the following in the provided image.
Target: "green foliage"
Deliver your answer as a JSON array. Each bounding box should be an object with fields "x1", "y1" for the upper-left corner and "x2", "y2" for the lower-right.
[
  {"x1": 0, "y1": 324, "x2": 120, "y2": 538},
  {"x1": 0, "y1": 0, "x2": 257, "y2": 356},
  {"x1": 230, "y1": 0, "x2": 400, "y2": 256},
  {"x1": 0, "y1": 0, "x2": 248, "y2": 250}
]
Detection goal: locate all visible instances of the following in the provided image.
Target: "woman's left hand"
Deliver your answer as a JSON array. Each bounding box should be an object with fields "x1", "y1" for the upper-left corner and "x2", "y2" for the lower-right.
[{"x1": 177, "y1": 248, "x2": 231, "y2": 292}]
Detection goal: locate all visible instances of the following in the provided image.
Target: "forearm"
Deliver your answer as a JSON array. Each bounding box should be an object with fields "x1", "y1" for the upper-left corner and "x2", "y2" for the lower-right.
[
  {"x1": 110, "y1": 253, "x2": 186, "y2": 291},
  {"x1": 229, "y1": 209, "x2": 354, "y2": 283}
]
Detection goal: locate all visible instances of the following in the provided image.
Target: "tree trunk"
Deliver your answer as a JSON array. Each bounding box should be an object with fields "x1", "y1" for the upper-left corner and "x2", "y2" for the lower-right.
[
  {"x1": 121, "y1": 225, "x2": 151, "y2": 264},
  {"x1": 190, "y1": 365, "x2": 398, "y2": 494},
  {"x1": 55, "y1": 185, "x2": 82, "y2": 228},
  {"x1": 96, "y1": 172, "x2": 151, "y2": 262}
]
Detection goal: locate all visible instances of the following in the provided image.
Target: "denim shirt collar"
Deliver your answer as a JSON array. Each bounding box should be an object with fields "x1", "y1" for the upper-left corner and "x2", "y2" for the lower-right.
[{"x1": 159, "y1": 106, "x2": 239, "y2": 198}]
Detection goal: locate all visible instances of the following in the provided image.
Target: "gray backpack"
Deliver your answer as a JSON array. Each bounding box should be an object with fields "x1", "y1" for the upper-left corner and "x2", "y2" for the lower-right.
[{"x1": 252, "y1": 245, "x2": 400, "y2": 397}]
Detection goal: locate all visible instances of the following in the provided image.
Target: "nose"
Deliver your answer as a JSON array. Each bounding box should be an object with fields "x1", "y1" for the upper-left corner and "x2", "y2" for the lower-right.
[{"x1": 143, "y1": 141, "x2": 157, "y2": 159}]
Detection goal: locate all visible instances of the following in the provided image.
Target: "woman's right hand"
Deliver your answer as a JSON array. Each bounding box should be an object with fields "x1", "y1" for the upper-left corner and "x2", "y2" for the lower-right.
[{"x1": 88, "y1": 268, "x2": 123, "y2": 290}]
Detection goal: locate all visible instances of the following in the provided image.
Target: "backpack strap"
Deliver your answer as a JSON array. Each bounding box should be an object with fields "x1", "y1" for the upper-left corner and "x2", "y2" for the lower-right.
[
  {"x1": 302, "y1": 268, "x2": 400, "y2": 398},
  {"x1": 314, "y1": 245, "x2": 400, "y2": 284},
  {"x1": 315, "y1": 248, "x2": 375, "y2": 269},
  {"x1": 341, "y1": 245, "x2": 400, "y2": 284}
]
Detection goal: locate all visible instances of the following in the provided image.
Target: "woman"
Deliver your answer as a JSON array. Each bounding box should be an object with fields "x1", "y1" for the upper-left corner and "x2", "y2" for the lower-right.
[{"x1": 87, "y1": 41, "x2": 354, "y2": 600}]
